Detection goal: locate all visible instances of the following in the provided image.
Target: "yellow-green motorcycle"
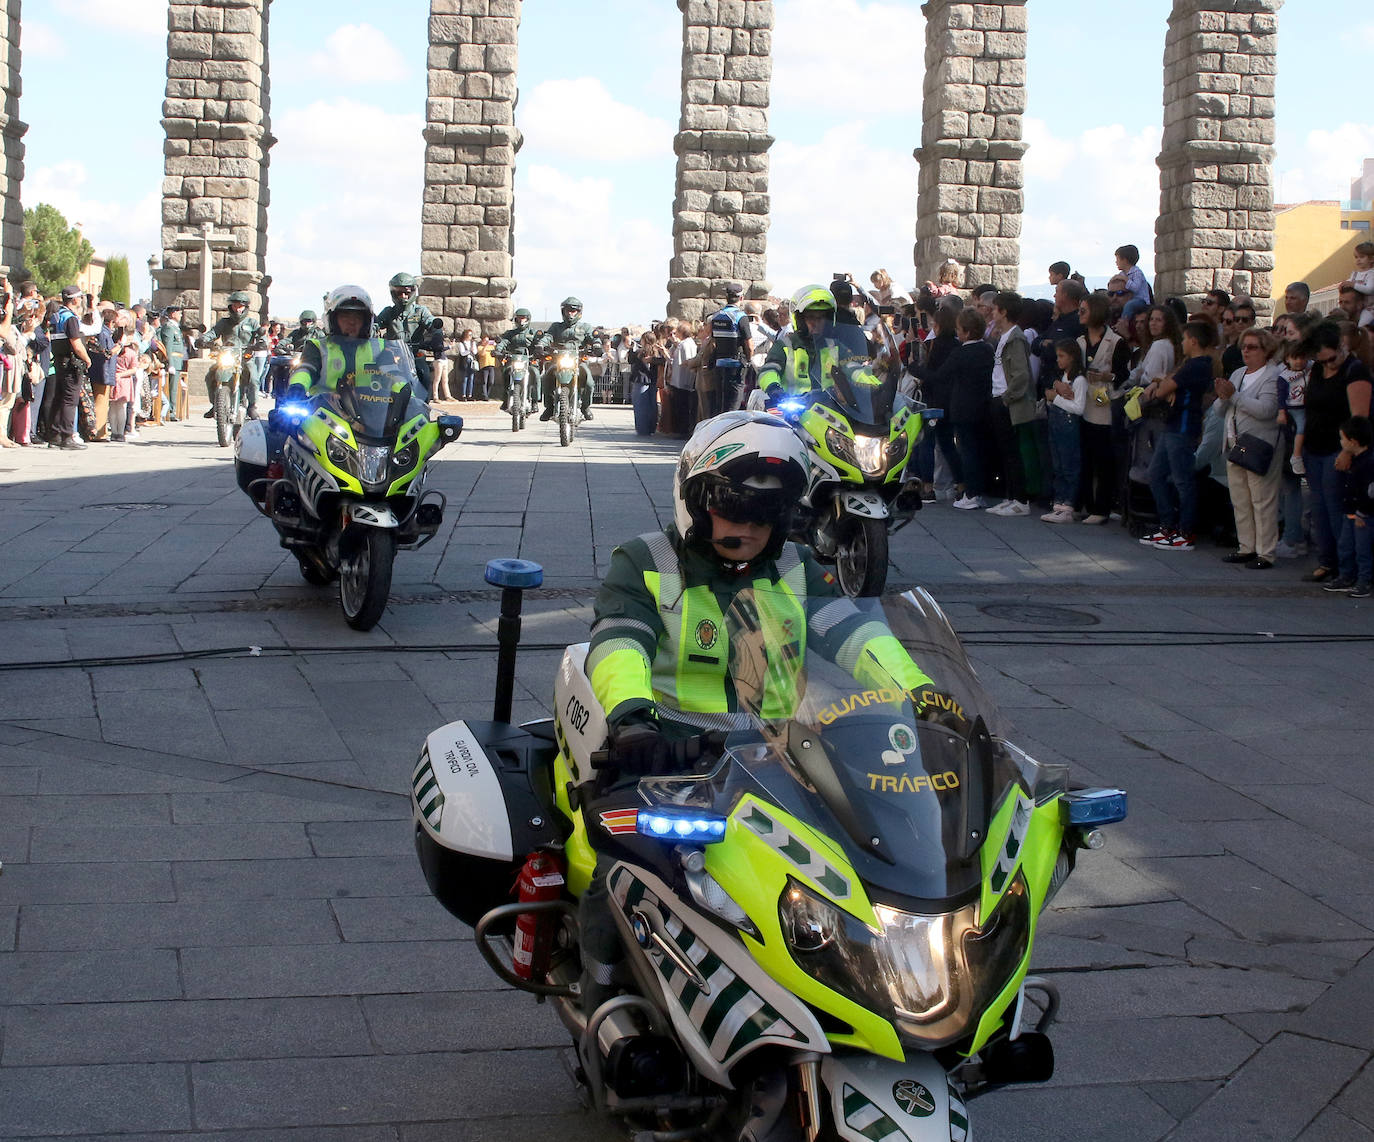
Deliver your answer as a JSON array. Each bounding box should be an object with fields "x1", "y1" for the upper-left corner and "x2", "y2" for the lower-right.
[
  {"x1": 234, "y1": 339, "x2": 462, "y2": 630},
  {"x1": 413, "y1": 586, "x2": 1126, "y2": 1141}
]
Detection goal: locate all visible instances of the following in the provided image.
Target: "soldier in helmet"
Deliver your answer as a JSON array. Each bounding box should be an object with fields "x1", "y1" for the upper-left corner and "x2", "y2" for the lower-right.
[
  {"x1": 287, "y1": 309, "x2": 319, "y2": 353},
  {"x1": 532, "y1": 296, "x2": 599, "y2": 421},
  {"x1": 494, "y1": 307, "x2": 539, "y2": 412},
  {"x1": 376, "y1": 272, "x2": 439, "y2": 392},
  {"x1": 198, "y1": 289, "x2": 263, "y2": 419}
]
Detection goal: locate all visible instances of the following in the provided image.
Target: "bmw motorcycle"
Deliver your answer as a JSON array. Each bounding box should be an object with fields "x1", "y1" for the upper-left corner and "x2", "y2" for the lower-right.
[
  {"x1": 413, "y1": 585, "x2": 1126, "y2": 1141},
  {"x1": 765, "y1": 323, "x2": 939, "y2": 598},
  {"x1": 233, "y1": 339, "x2": 462, "y2": 630}
]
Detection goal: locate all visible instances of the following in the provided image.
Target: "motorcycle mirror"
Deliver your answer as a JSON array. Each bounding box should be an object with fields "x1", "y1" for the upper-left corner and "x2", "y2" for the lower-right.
[{"x1": 436, "y1": 414, "x2": 463, "y2": 442}]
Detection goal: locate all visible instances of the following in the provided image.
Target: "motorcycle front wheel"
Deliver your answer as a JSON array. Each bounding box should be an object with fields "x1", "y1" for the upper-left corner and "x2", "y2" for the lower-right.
[
  {"x1": 835, "y1": 516, "x2": 889, "y2": 598},
  {"x1": 213, "y1": 383, "x2": 231, "y2": 448},
  {"x1": 338, "y1": 528, "x2": 396, "y2": 630},
  {"x1": 558, "y1": 394, "x2": 573, "y2": 447}
]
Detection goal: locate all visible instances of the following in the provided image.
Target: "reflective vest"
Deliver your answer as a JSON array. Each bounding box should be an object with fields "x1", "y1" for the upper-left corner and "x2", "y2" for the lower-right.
[
  {"x1": 304, "y1": 338, "x2": 382, "y2": 394},
  {"x1": 767, "y1": 337, "x2": 840, "y2": 396}
]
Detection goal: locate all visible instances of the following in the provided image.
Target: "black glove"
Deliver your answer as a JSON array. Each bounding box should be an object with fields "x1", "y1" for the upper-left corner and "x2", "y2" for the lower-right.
[
  {"x1": 610, "y1": 720, "x2": 674, "y2": 776},
  {"x1": 914, "y1": 687, "x2": 972, "y2": 737}
]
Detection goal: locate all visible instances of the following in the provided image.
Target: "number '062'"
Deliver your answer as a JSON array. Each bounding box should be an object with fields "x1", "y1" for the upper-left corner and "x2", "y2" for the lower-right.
[{"x1": 565, "y1": 696, "x2": 590, "y2": 734}]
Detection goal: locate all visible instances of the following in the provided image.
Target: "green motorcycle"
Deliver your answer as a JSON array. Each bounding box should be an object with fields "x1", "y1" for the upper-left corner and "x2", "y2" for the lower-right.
[{"x1": 413, "y1": 584, "x2": 1126, "y2": 1140}]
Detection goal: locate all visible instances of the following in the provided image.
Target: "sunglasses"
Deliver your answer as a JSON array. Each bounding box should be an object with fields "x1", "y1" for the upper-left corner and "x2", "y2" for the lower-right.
[{"x1": 1107, "y1": 290, "x2": 1129, "y2": 298}]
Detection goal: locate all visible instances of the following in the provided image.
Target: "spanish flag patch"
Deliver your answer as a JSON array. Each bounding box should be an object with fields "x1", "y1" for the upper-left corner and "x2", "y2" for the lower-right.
[{"x1": 598, "y1": 808, "x2": 639, "y2": 835}]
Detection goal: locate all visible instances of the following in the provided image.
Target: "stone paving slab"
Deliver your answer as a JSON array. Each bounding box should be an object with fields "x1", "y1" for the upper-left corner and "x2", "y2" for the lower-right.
[{"x1": 2, "y1": 406, "x2": 1373, "y2": 1139}]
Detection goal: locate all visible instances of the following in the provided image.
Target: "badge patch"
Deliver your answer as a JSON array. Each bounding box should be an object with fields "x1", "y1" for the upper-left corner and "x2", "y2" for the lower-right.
[
  {"x1": 694, "y1": 618, "x2": 719, "y2": 650},
  {"x1": 691, "y1": 441, "x2": 745, "y2": 473},
  {"x1": 598, "y1": 808, "x2": 638, "y2": 835},
  {"x1": 892, "y1": 1079, "x2": 936, "y2": 1118}
]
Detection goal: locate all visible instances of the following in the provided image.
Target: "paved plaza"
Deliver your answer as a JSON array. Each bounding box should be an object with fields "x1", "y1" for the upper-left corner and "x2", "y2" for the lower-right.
[{"x1": 1, "y1": 406, "x2": 1372, "y2": 1141}]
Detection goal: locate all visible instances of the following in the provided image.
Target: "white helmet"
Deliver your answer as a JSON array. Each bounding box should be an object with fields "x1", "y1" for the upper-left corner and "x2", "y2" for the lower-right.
[
  {"x1": 324, "y1": 284, "x2": 374, "y2": 335},
  {"x1": 672, "y1": 410, "x2": 810, "y2": 561}
]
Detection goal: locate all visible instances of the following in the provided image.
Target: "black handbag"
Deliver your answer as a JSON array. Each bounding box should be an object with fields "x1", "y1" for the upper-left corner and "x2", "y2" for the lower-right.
[{"x1": 1227, "y1": 432, "x2": 1275, "y2": 475}]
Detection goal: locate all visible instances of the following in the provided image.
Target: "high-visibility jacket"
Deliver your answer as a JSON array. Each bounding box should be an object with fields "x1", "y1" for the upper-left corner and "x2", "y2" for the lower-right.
[
  {"x1": 289, "y1": 336, "x2": 384, "y2": 396},
  {"x1": 757, "y1": 332, "x2": 839, "y2": 396},
  {"x1": 587, "y1": 526, "x2": 928, "y2": 731}
]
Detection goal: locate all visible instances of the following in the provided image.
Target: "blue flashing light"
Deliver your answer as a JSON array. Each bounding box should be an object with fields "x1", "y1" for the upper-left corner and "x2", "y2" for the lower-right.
[
  {"x1": 1061, "y1": 788, "x2": 1128, "y2": 827},
  {"x1": 636, "y1": 807, "x2": 729, "y2": 844},
  {"x1": 484, "y1": 558, "x2": 544, "y2": 589},
  {"x1": 278, "y1": 402, "x2": 310, "y2": 422},
  {"x1": 776, "y1": 398, "x2": 807, "y2": 418}
]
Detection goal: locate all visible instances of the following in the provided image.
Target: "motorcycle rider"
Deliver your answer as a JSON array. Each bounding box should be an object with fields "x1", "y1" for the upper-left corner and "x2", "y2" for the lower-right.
[
  {"x1": 287, "y1": 310, "x2": 318, "y2": 353},
  {"x1": 533, "y1": 296, "x2": 599, "y2": 421},
  {"x1": 756, "y1": 284, "x2": 841, "y2": 402},
  {"x1": 704, "y1": 282, "x2": 753, "y2": 417},
  {"x1": 494, "y1": 307, "x2": 539, "y2": 412},
  {"x1": 198, "y1": 289, "x2": 263, "y2": 420},
  {"x1": 580, "y1": 411, "x2": 934, "y2": 1009},
  {"x1": 375, "y1": 272, "x2": 439, "y2": 392},
  {"x1": 286, "y1": 285, "x2": 389, "y2": 397}
]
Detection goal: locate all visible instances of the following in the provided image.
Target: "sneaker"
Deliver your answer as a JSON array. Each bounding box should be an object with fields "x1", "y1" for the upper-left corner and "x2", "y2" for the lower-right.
[
  {"x1": 985, "y1": 499, "x2": 1013, "y2": 515},
  {"x1": 1040, "y1": 505, "x2": 1074, "y2": 524},
  {"x1": 952, "y1": 495, "x2": 981, "y2": 510},
  {"x1": 1140, "y1": 528, "x2": 1168, "y2": 545},
  {"x1": 1323, "y1": 577, "x2": 1356, "y2": 593},
  {"x1": 1003, "y1": 500, "x2": 1030, "y2": 517},
  {"x1": 125, "y1": 430, "x2": 140, "y2": 441},
  {"x1": 1350, "y1": 582, "x2": 1372, "y2": 598},
  {"x1": 920, "y1": 482, "x2": 937, "y2": 503},
  {"x1": 1081, "y1": 514, "x2": 1109, "y2": 525},
  {"x1": 1156, "y1": 532, "x2": 1195, "y2": 551},
  {"x1": 1273, "y1": 541, "x2": 1307, "y2": 559}
]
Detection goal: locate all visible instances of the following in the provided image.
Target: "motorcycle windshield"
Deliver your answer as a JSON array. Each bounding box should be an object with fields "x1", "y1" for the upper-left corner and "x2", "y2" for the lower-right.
[
  {"x1": 324, "y1": 339, "x2": 428, "y2": 442},
  {"x1": 641, "y1": 590, "x2": 1064, "y2": 906},
  {"x1": 813, "y1": 322, "x2": 899, "y2": 428}
]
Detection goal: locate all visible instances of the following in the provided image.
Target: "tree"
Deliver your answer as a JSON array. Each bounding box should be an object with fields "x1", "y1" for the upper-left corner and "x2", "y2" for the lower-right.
[
  {"x1": 21, "y1": 203, "x2": 95, "y2": 296},
  {"x1": 102, "y1": 255, "x2": 130, "y2": 305}
]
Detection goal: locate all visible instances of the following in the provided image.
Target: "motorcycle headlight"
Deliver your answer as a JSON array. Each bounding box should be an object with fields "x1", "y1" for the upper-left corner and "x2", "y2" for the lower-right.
[
  {"x1": 391, "y1": 441, "x2": 418, "y2": 474},
  {"x1": 217, "y1": 350, "x2": 237, "y2": 368},
  {"x1": 556, "y1": 353, "x2": 576, "y2": 370},
  {"x1": 357, "y1": 444, "x2": 391, "y2": 485},
  {"x1": 825, "y1": 428, "x2": 888, "y2": 476},
  {"x1": 325, "y1": 433, "x2": 356, "y2": 474},
  {"x1": 780, "y1": 873, "x2": 1030, "y2": 1048}
]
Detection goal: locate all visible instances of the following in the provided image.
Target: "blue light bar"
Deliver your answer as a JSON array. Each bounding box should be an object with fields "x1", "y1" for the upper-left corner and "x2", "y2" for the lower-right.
[
  {"x1": 1061, "y1": 788, "x2": 1128, "y2": 826},
  {"x1": 776, "y1": 398, "x2": 806, "y2": 417},
  {"x1": 636, "y1": 807, "x2": 728, "y2": 844},
  {"x1": 278, "y1": 402, "x2": 310, "y2": 421}
]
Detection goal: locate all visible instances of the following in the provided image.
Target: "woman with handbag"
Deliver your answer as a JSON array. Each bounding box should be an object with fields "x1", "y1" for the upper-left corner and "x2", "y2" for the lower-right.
[{"x1": 1215, "y1": 328, "x2": 1282, "y2": 568}]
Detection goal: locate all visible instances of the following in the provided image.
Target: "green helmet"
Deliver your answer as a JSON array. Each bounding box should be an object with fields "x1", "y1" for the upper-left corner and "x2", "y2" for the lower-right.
[
  {"x1": 227, "y1": 290, "x2": 252, "y2": 308},
  {"x1": 389, "y1": 272, "x2": 418, "y2": 291},
  {"x1": 514, "y1": 307, "x2": 531, "y2": 326},
  {"x1": 560, "y1": 296, "x2": 583, "y2": 321},
  {"x1": 299, "y1": 309, "x2": 317, "y2": 323}
]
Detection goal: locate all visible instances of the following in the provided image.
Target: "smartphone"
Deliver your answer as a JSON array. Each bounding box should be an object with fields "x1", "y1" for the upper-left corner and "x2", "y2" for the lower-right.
[
  {"x1": 878, "y1": 305, "x2": 895, "y2": 316},
  {"x1": 833, "y1": 272, "x2": 847, "y2": 282}
]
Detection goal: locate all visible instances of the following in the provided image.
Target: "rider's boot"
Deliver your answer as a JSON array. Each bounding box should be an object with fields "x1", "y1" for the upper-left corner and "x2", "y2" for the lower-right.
[{"x1": 539, "y1": 405, "x2": 555, "y2": 421}]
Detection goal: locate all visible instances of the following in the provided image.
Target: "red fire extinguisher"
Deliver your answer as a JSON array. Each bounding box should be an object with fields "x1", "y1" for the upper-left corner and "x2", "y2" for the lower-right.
[{"x1": 512, "y1": 849, "x2": 565, "y2": 981}]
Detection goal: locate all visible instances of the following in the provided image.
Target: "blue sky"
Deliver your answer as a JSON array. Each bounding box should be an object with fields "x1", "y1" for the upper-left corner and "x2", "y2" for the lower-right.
[{"x1": 16, "y1": 0, "x2": 1374, "y2": 320}]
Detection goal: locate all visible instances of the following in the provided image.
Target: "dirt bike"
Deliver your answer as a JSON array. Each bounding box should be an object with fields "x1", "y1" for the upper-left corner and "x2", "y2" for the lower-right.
[
  {"x1": 412, "y1": 579, "x2": 1127, "y2": 1141},
  {"x1": 545, "y1": 347, "x2": 593, "y2": 447},
  {"x1": 504, "y1": 350, "x2": 532, "y2": 432},
  {"x1": 233, "y1": 338, "x2": 462, "y2": 630},
  {"x1": 207, "y1": 339, "x2": 263, "y2": 448}
]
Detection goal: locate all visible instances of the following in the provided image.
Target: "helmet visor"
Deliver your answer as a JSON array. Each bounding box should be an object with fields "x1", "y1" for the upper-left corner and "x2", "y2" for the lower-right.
[{"x1": 704, "y1": 481, "x2": 789, "y2": 527}]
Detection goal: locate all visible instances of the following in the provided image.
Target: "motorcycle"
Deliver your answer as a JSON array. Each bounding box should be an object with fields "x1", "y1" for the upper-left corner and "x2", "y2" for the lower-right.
[
  {"x1": 265, "y1": 348, "x2": 301, "y2": 403},
  {"x1": 233, "y1": 338, "x2": 463, "y2": 630},
  {"x1": 413, "y1": 583, "x2": 1126, "y2": 1141},
  {"x1": 760, "y1": 323, "x2": 940, "y2": 598},
  {"x1": 504, "y1": 350, "x2": 532, "y2": 432},
  {"x1": 546, "y1": 346, "x2": 592, "y2": 447},
  {"x1": 207, "y1": 338, "x2": 263, "y2": 448}
]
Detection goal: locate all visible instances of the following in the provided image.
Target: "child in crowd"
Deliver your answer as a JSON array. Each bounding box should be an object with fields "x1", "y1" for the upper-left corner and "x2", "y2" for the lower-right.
[
  {"x1": 1344, "y1": 242, "x2": 1374, "y2": 329},
  {"x1": 1042, "y1": 339, "x2": 1087, "y2": 524},
  {"x1": 1275, "y1": 342, "x2": 1310, "y2": 557},
  {"x1": 1115, "y1": 244, "x2": 1153, "y2": 305},
  {"x1": 1328, "y1": 415, "x2": 1374, "y2": 597},
  {"x1": 110, "y1": 334, "x2": 140, "y2": 443}
]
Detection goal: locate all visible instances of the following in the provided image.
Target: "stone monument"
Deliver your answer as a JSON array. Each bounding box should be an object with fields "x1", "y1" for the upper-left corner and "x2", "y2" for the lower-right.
[{"x1": 0, "y1": 0, "x2": 25, "y2": 276}]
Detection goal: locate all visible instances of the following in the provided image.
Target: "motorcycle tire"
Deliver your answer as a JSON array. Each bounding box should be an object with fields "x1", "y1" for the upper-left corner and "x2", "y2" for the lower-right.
[
  {"x1": 559, "y1": 397, "x2": 573, "y2": 447},
  {"x1": 339, "y1": 529, "x2": 396, "y2": 631},
  {"x1": 213, "y1": 384, "x2": 231, "y2": 448},
  {"x1": 835, "y1": 516, "x2": 889, "y2": 598},
  {"x1": 512, "y1": 401, "x2": 521, "y2": 433}
]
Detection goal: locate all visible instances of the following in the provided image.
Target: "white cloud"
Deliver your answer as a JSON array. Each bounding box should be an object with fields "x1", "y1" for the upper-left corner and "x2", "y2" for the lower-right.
[
  {"x1": 1019, "y1": 117, "x2": 1163, "y2": 286},
  {"x1": 25, "y1": 160, "x2": 160, "y2": 269},
  {"x1": 768, "y1": 122, "x2": 918, "y2": 298},
  {"x1": 304, "y1": 24, "x2": 407, "y2": 85},
  {"x1": 21, "y1": 23, "x2": 66, "y2": 60},
  {"x1": 1274, "y1": 122, "x2": 1374, "y2": 205},
  {"x1": 772, "y1": 0, "x2": 925, "y2": 113},
  {"x1": 518, "y1": 78, "x2": 673, "y2": 162},
  {"x1": 513, "y1": 164, "x2": 672, "y2": 325},
  {"x1": 274, "y1": 98, "x2": 423, "y2": 171}
]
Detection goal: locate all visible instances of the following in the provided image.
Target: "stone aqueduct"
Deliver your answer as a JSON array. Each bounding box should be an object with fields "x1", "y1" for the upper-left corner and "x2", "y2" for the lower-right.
[{"x1": 0, "y1": 0, "x2": 1283, "y2": 331}]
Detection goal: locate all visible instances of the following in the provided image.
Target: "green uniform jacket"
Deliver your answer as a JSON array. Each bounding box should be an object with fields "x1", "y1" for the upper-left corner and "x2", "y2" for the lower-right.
[
  {"x1": 376, "y1": 301, "x2": 436, "y2": 347},
  {"x1": 495, "y1": 324, "x2": 540, "y2": 357},
  {"x1": 199, "y1": 313, "x2": 261, "y2": 351},
  {"x1": 757, "y1": 330, "x2": 837, "y2": 396},
  {"x1": 587, "y1": 526, "x2": 929, "y2": 731},
  {"x1": 158, "y1": 318, "x2": 185, "y2": 360},
  {"x1": 533, "y1": 318, "x2": 598, "y2": 356}
]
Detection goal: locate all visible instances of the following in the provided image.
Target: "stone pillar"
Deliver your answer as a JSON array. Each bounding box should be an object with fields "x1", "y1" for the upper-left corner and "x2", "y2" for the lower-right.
[
  {"x1": 913, "y1": 0, "x2": 1026, "y2": 292},
  {"x1": 1154, "y1": 0, "x2": 1281, "y2": 316},
  {"x1": 155, "y1": 0, "x2": 273, "y2": 317},
  {"x1": 420, "y1": 0, "x2": 521, "y2": 339},
  {"x1": 667, "y1": 0, "x2": 774, "y2": 325},
  {"x1": 0, "y1": 0, "x2": 25, "y2": 275}
]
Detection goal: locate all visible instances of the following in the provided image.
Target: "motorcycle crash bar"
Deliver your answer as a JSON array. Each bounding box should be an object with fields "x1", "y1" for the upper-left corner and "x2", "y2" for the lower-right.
[
  {"x1": 1059, "y1": 787, "x2": 1128, "y2": 827},
  {"x1": 637, "y1": 806, "x2": 728, "y2": 844}
]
